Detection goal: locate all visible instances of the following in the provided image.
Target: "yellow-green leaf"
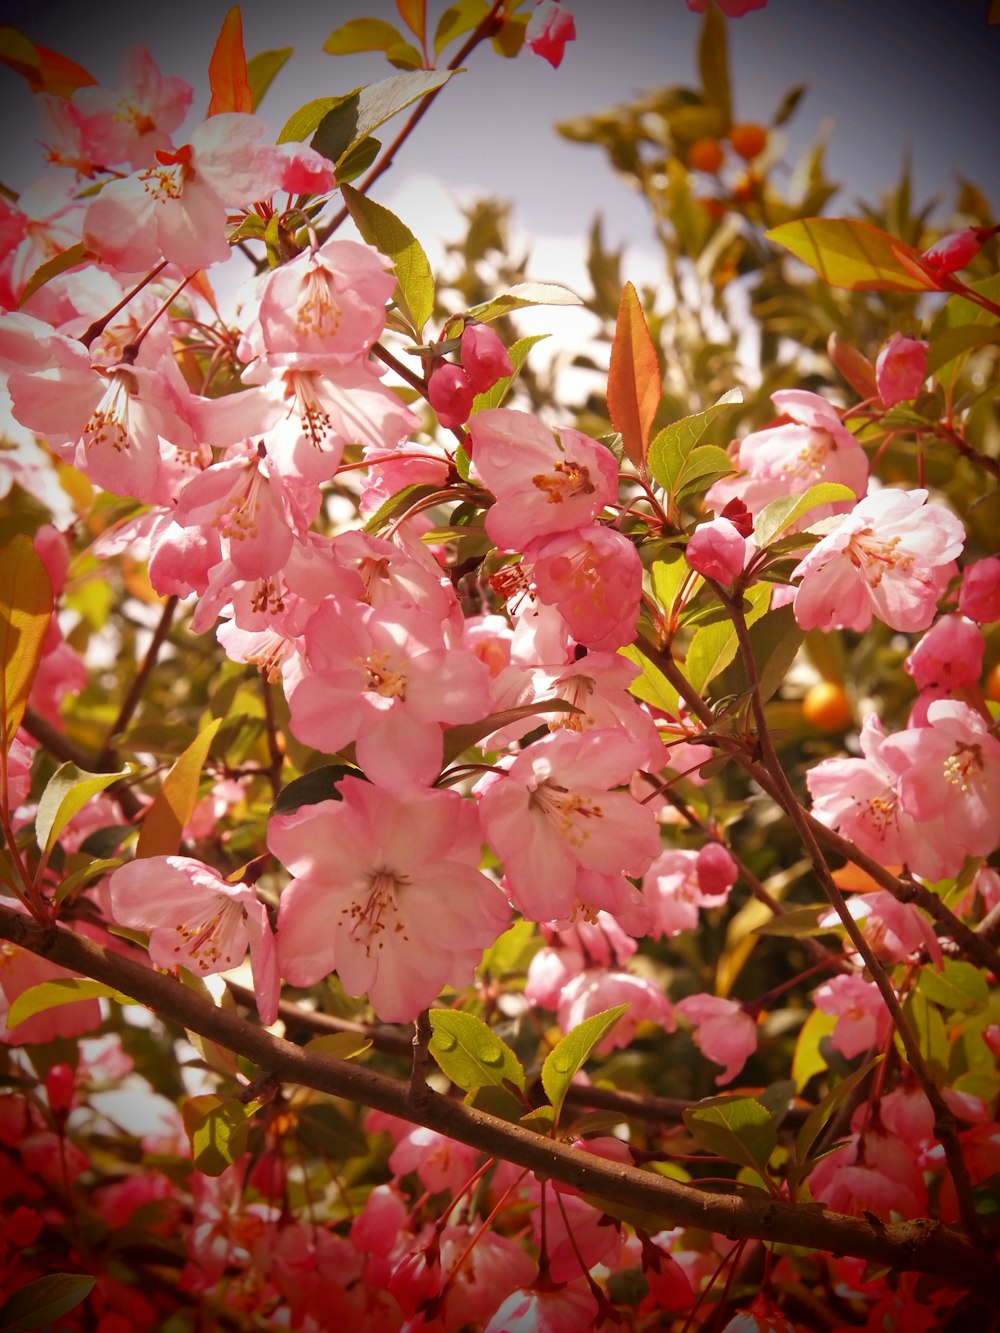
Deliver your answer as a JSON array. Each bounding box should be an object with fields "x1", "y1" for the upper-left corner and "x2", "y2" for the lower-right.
[
  {"x1": 0, "y1": 534, "x2": 53, "y2": 752},
  {"x1": 35, "y1": 762, "x2": 130, "y2": 856},
  {"x1": 646, "y1": 391, "x2": 742, "y2": 499},
  {"x1": 340, "y1": 183, "x2": 434, "y2": 336},
  {"x1": 7, "y1": 977, "x2": 134, "y2": 1029},
  {"x1": 312, "y1": 68, "x2": 455, "y2": 167},
  {"x1": 136, "y1": 717, "x2": 223, "y2": 859},
  {"x1": 766, "y1": 217, "x2": 933, "y2": 293},
  {"x1": 428, "y1": 1008, "x2": 526, "y2": 1095},
  {"x1": 18, "y1": 242, "x2": 87, "y2": 307},
  {"x1": 541, "y1": 1004, "x2": 628, "y2": 1122},
  {"x1": 246, "y1": 47, "x2": 292, "y2": 110},
  {"x1": 753, "y1": 482, "x2": 856, "y2": 548},
  {"x1": 182, "y1": 1094, "x2": 255, "y2": 1177},
  {"x1": 324, "y1": 18, "x2": 407, "y2": 57},
  {"x1": 684, "y1": 1095, "x2": 777, "y2": 1179},
  {"x1": 618, "y1": 643, "x2": 681, "y2": 717},
  {"x1": 278, "y1": 93, "x2": 359, "y2": 144},
  {"x1": 305, "y1": 1032, "x2": 373, "y2": 1061},
  {"x1": 606, "y1": 282, "x2": 660, "y2": 467},
  {"x1": 684, "y1": 583, "x2": 770, "y2": 693}
]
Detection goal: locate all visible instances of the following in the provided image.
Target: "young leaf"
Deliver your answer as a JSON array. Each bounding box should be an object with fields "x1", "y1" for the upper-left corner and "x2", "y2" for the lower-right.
[
  {"x1": 646, "y1": 391, "x2": 742, "y2": 498},
  {"x1": 7, "y1": 977, "x2": 134, "y2": 1029},
  {"x1": 684, "y1": 583, "x2": 770, "y2": 693},
  {"x1": 278, "y1": 92, "x2": 359, "y2": 144},
  {"x1": 135, "y1": 717, "x2": 223, "y2": 859},
  {"x1": 340, "y1": 183, "x2": 434, "y2": 337},
  {"x1": 182, "y1": 1094, "x2": 255, "y2": 1177},
  {"x1": 0, "y1": 28, "x2": 96, "y2": 97},
  {"x1": 683, "y1": 1096, "x2": 777, "y2": 1179},
  {"x1": 246, "y1": 47, "x2": 292, "y2": 110},
  {"x1": 766, "y1": 218, "x2": 932, "y2": 293},
  {"x1": 471, "y1": 334, "x2": 548, "y2": 412},
  {"x1": 397, "y1": 0, "x2": 427, "y2": 44},
  {"x1": 753, "y1": 482, "x2": 856, "y2": 549},
  {"x1": 918, "y1": 959, "x2": 989, "y2": 1015},
  {"x1": 270, "y1": 764, "x2": 361, "y2": 816},
  {"x1": 792, "y1": 1054, "x2": 882, "y2": 1184},
  {"x1": 465, "y1": 282, "x2": 582, "y2": 324},
  {"x1": 541, "y1": 1004, "x2": 629, "y2": 1122},
  {"x1": 0, "y1": 534, "x2": 53, "y2": 752},
  {"x1": 324, "y1": 18, "x2": 408, "y2": 56},
  {"x1": 606, "y1": 281, "x2": 660, "y2": 467},
  {"x1": 305, "y1": 1032, "x2": 373, "y2": 1061},
  {"x1": 0, "y1": 1273, "x2": 96, "y2": 1331},
  {"x1": 35, "y1": 762, "x2": 130, "y2": 856},
  {"x1": 435, "y1": 0, "x2": 490, "y2": 56},
  {"x1": 312, "y1": 68, "x2": 455, "y2": 167},
  {"x1": 618, "y1": 643, "x2": 681, "y2": 716},
  {"x1": 207, "y1": 7, "x2": 253, "y2": 116},
  {"x1": 18, "y1": 242, "x2": 88, "y2": 307},
  {"x1": 428, "y1": 1008, "x2": 526, "y2": 1095}
]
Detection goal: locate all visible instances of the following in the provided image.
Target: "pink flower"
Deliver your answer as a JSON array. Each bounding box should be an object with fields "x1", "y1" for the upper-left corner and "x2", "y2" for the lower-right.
[
  {"x1": 875, "y1": 333, "x2": 928, "y2": 407},
  {"x1": 958, "y1": 556, "x2": 1000, "y2": 624},
  {"x1": 675, "y1": 993, "x2": 757, "y2": 1084},
  {"x1": 813, "y1": 974, "x2": 892, "y2": 1059},
  {"x1": 556, "y1": 969, "x2": 674, "y2": 1052},
  {"x1": 640, "y1": 845, "x2": 736, "y2": 938},
  {"x1": 921, "y1": 227, "x2": 989, "y2": 274},
  {"x1": 269, "y1": 780, "x2": 509, "y2": 1023},
  {"x1": 685, "y1": 515, "x2": 752, "y2": 583},
  {"x1": 527, "y1": 524, "x2": 642, "y2": 650},
  {"x1": 461, "y1": 323, "x2": 512, "y2": 393},
  {"x1": 792, "y1": 488, "x2": 964, "y2": 633},
  {"x1": 524, "y1": 3, "x2": 577, "y2": 68},
  {"x1": 484, "y1": 1282, "x2": 598, "y2": 1333},
  {"x1": 109, "y1": 856, "x2": 279, "y2": 1024},
  {"x1": 904, "y1": 614, "x2": 984, "y2": 690},
  {"x1": 427, "y1": 362, "x2": 475, "y2": 429},
  {"x1": 478, "y1": 728, "x2": 660, "y2": 924},
  {"x1": 72, "y1": 46, "x2": 193, "y2": 169},
  {"x1": 470, "y1": 408, "x2": 618, "y2": 550}
]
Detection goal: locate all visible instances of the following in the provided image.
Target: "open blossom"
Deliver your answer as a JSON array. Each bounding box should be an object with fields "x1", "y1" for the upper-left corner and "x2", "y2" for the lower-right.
[
  {"x1": 527, "y1": 524, "x2": 642, "y2": 650},
  {"x1": 72, "y1": 46, "x2": 192, "y2": 169},
  {"x1": 674, "y1": 993, "x2": 757, "y2": 1085},
  {"x1": 470, "y1": 408, "x2": 618, "y2": 550},
  {"x1": 813, "y1": 974, "x2": 892, "y2": 1059},
  {"x1": 108, "y1": 856, "x2": 278, "y2": 1025},
  {"x1": 958, "y1": 556, "x2": 1000, "y2": 624},
  {"x1": 792, "y1": 488, "x2": 964, "y2": 633},
  {"x1": 269, "y1": 780, "x2": 509, "y2": 1023},
  {"x1": 641, "y1": 844, "x2": 737, "y2": 938},
  {"x1": 904, "y1": 614, "x2": 984, "y2": 691}
]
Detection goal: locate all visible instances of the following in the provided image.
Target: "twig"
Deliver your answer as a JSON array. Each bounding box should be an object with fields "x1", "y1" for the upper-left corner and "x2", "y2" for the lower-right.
[{"x1": 97, "y1": 595, "x2": 178, "y2": 767}]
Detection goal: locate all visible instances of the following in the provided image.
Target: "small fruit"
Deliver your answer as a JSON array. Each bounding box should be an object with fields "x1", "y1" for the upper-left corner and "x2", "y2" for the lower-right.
[
  {"x1": 802, "y1": 681, "x2": 853, "y2": 732},
  {"x1": 687, "y1": 137, "x2": 725, "y2": 173},
  {"x1": 728, "y1": 122, "x2": 768, "y2": 161},
  {"x1": 985, "y1": 661, "x2": 1000, "y2": 703}
]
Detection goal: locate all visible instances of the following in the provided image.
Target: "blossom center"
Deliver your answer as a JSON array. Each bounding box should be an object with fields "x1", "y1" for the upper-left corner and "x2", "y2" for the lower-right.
[
  {"x1": 361, "y1": 650, "x2": 407, "y2": 700},
  {"x1": 943, "y1": 741, "x2": 983, "y2": 791},
  {"x1": 345, "y1": 869, "x2": 409, "y2": 954},
  {"x1": 297, "y1": 267, "x2": 342, "y2": 338},
  {"x1": 284, "y1": 371, "x2": 333, "y2": 448},
  {"x1": 531, "y1": 459, "x2": 595, "y2": 505},
  {"x1": 84, "y1": 370, "x2": 136, "y2": 454},
  {"x1": 846, "y1": 528, "x2": 912, "y2": 588},
  {"x1": 530, "y1": 781, "x2": 604, "y2": 847}
]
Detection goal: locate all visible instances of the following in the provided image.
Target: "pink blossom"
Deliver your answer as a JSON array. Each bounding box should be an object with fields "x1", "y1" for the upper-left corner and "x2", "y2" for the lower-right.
[
  {"x1": 792, "y1": 488, "x2": 964, "y2": 633},
  {"x1": 675, "y1": 993, "x2": 757, "y2": 1084},
  {"x1": 813, "y1": 974, "x2": 891, "y2": 1059},
  {"x1": 641, "y1": 845, "x2": 735, "y2": 938},
  {"x1": 270, "y1": 780, "x2": 508, "y2": 1022},
  {"x1": 524, "y1": 3, "x2": 577, "y2": 68},
  {"x1": 470, "y1": 408, "x2": 618, "y2": 550},
  {"x1": 3, "y1": 736, "x2": 33, "y2": 812},
  {"x1": 557, "y1": 969, "x2": 674, "y2": 1051},
  {"x1": 388, "y1": 1126, "x2": 479, "y2": 1196},
  {"x1": 685, "y1": 515, "x2": 752, "y2": 583},
  {"x1": 921, "y1": 227, "x2": 988, "y2": 274},
  {"x1": 527, "y1": 524, "x2": 642, "y2": 650},
  {"x1": 276, "y1": 142, "x2": 337, "y2": 195},
  {"x1": 461, "y1": 323, "x2": 513, "y2": 393},
  {"x1": 484, "y1": 1282, "x2": 598, "y2": 1333},
  {"x1": 108, "y1": 856, "x2": 278, "y2": 1024},
  {"x1": 427, "y1": 362, "x2": 475, "y2": 428},
  {"x1": 958, "y1": 556, "x2": 1000, "y2": 624},
  {"x1": 905, "y1": 614, "x2": 984, "y2": 690},
  {"x1": 477, "y1": 729, "x2": 661, "y2": 923},
  {"x1": 529, "y1": 1180, "x2": 622, "y2": 1282},
  {"x1": 72, "y1": 46, "x2": 193, "y2": 169},
  {"x1": 875, "y1": 333, "x2": 928, "y2": 407}
]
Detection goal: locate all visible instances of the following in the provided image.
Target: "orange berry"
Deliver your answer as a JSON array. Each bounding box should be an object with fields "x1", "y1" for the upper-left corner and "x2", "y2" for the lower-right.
[
  {"x1": 687, "y1": 138, "x2": 725, "y2": 173},
  {"x1": 802, "y1": 681, "x2": 853, "y2": 733},
  {"x1": 985, "y1": 661, "x2": 1000, "y2": 703},
  {"x1": 728, "y1": 123, "x2": 768, "y2": 161}
]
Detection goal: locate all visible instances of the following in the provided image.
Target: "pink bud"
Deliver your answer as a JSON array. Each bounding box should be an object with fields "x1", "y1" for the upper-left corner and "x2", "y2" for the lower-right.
[
  {"x1": 45, "y1": 1063, "x2": 76, "y2": 1118},
  {"x1": 875, "y1": 333, "x2": 928, "y2": 407},
  {"x1": 696, "y1": 843, "x2": 738, "y2": 900},
  {"x1": 921, "y1": 228, "x2": 984, "y2": 274},
  {"x1": 685, "y1": 516, "x2": 751, "y2": 584},
  {"x1": 460, "y1": 323, "x2": 513, "y2": 394},
  {"x1": 958, "y1": 556, "x2": 1000, "y2": 624},
  {"x1": 525, "y1": 1, "x2": 576, "y2": 68},
  {"x1": 905, "y1": 614, "x2": 984, "y2": 690},
  {"x1": 427, "y1": 363, "x2": 475, "y2": 429}
]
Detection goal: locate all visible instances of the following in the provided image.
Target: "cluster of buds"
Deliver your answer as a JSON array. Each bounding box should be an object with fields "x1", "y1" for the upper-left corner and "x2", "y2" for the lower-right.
[{"x1": 426, "y1": 322, "x2": 513, "y2": 429}]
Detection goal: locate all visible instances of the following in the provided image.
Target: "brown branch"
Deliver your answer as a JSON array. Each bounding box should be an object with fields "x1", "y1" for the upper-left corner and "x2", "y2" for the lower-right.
[
  {"x1": 22, "y1": 707, "x2": 143, "y2": 821},
  {"x1": 97, "y1": 594, "x2": 178, "y2": 767},
  {"x1": 3, "y1": 905, "x2": 994, "y2": 1297}
]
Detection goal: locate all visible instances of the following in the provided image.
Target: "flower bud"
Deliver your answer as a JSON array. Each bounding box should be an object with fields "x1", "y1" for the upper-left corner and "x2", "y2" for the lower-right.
[
  {"x1": 525, "y1": 1, "x2": 576, "y2": 68},
  {"x1": 685, "y1": 516, "x2": 751, "y2": 584},
  {"x1": 958, "y1": 556, "x2": 1000, "y2": 624},
  {"x1": 45, "y1": 1063, "x2": 76, "y2": 1119},
  {"x1": 460, "y1": 323, "x2": 513, "y2": 394},
  {"x1": 875, "y1": 332, "x2": 928, "y2": 407},
  {"x1": 427, "y1": 362, "x2": 475, "y2": 429}
]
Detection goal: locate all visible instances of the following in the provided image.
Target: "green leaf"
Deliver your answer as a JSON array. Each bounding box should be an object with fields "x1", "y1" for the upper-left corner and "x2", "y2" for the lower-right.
[
  {"x1": 277, "y1": 92, "x2": 359, "y2": 144},
  {"x1": 270, "y1": 764, "x2": 361, "y2": 816},
  {"x1": 766, "y1": 218, "x2": 933, "y2": 293},
  {"x1": 305, "y1": 1032, "x2": 373, "y2": 1061},
  {"x1": 55, "y1": 856, "x2": 124, "y2": 905},
  {"x1": 465, "y1": 282, "x2": 582, "y2": 324},
  {"x1": 683, "y1": 1096, "x2": 777, "y2": 1179},
  {"x1": 721, "y1": 602, "x2": 803, "y2": 706},
  {"x1": 340, "y1": 183, "x2": 434, "y2": 337},
  {"x1": 136, "y1": 717, "x2": 222, "y2": 859},
  {"x1": 684, "y1": 583, "x2": 770, "y2": 693},
  {"x1": 792, "y1": 1054, "x2": 882, "y2": 1185},
  {"x1": 18, "y1": 242, "x2": 88, "y2": 307},
  {"x1": 792, "y1": 1007, "x2": 837, "y2": 1092},
  {"x1": 752, "y1": 482, "x2": 856, "y2": 549},
  {"x1": 0, "y1": 534, "x2": 53, "y2": 751},
  {"x1": 541, "y1": 1004, "x2": 628, "y2": 1122},
  {"x1": 918, "y1": 959, "x2": 989, "y2": 1015},
  {"x1": 618, "y1": 643, "x2": 680, "y2": 716},
  {"x1": 435, "y1": 0, "x2": 490, "y2": 56},
  {"x1": 752, "y1": 906, "x2": 837, "y2": 938},
  {"x1": 182, "y1": 1094, "x2": 255, "y2": 1177},
  {"x1": 296, "y1": 1101, "x2": 368, "y2": 1159},
  {"x1": 323, "y1": 17, "x2": 408, "y2": 56},
  {"x1": 334, "y1": 134, "x2": 382, "y2": 185},
  {"x1": 0, "y1": 1273, "x2": 96, "y2": 1331},
  {"x1": 607, "y1": 281, "x2": 661, "y2": 467},
  {"x1": 471, "y1": 334, "x2": 548, "y2": 412},
  {"x1": 363, "y1": 482, "x2": 442, "y2": 535},
  {"x1": 927, "y1": 324, "x2": 1000, "y2": 377},
  {"x1": 428, "y1": 1008, "x2": 526, "y2": 1095},
  {"x1": 650, "y1": 548, "x2": 694, "y2": 625},
  {"x1": 440, "y1": 698, "x2": 580, "y2": 767},
  {"x1": 35, "y1": 761, "x2": 130, "y2": 856},
  {"x1": 246, "y1": 47, "x2": 292, "y2": 110},
  {"x1": 646, "y1": 391, "x2": 741, "y2": 498},
  {"x1": 312, "y1": 68, "x2": 455, "y2": 166},
  {"x1": 7, "y1": 977, "x2": 134, "y2": 1029}
]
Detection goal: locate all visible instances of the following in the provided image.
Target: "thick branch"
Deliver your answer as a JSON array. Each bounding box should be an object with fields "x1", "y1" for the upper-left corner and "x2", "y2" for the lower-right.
[{"x1": 2, "y1": 904, "x2": 994, "y2": 1298}]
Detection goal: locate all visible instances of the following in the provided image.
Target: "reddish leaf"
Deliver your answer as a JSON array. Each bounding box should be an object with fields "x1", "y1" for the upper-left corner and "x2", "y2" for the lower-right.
[
  {"x1": 396, "y1": 0, "x2": 427, "y2": 44},
  {"x1": 0, "y1": 27, "x2": 96, "y2": 96},
  {"x1": 607, "y1": 281, "x2": 660, "y2": 467},
  {"x1": 208, "y1": 7, "x2": 253, "y2": 117}
]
